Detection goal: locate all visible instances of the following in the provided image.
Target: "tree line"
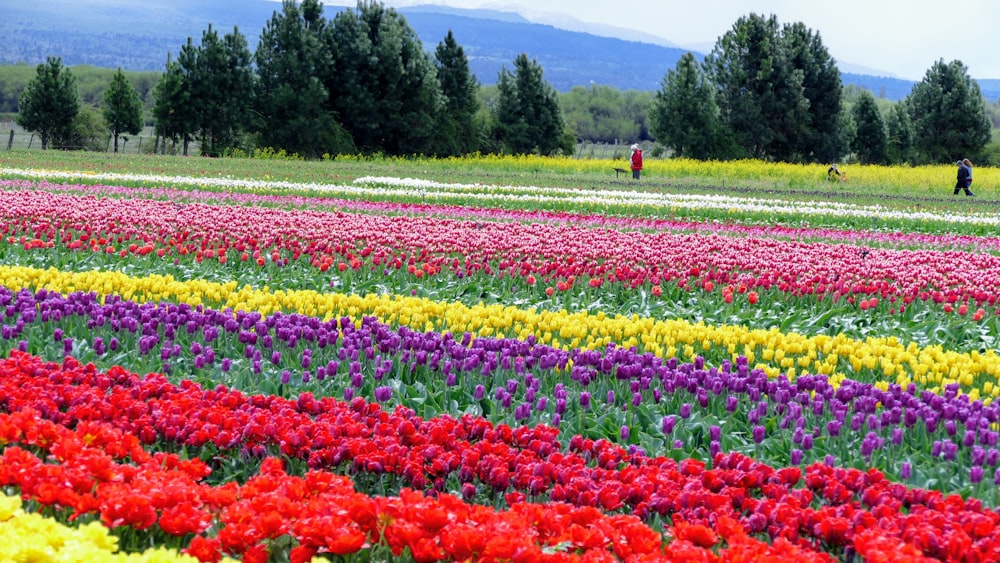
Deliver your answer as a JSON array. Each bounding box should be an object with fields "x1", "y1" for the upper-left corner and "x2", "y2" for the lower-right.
[
  {"x1": 649, "y1": 14, "x2": 992, "y2": 165},
  {"x1": 11, "y1": 4, "x2": 999, "y2": 165}
]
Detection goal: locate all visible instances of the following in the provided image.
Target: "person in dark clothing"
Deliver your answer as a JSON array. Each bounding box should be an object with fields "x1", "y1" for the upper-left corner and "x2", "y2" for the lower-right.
[{"x1": 954, "y1": 160, "x2": 975, "y2": 196}]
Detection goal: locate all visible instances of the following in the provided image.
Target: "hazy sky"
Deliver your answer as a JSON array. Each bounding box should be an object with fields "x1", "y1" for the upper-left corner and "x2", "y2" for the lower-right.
[{"x1": 324, "y1": 0, "x2": 999, "y2": 80}]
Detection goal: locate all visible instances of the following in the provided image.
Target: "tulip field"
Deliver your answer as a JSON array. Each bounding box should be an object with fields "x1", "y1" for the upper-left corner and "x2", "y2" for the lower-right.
[{"x1": 2, "y1": 150, "x2": 1000, "y2": 562}]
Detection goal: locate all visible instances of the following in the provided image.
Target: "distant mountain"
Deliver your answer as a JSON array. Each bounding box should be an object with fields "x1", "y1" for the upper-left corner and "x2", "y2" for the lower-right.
[{"x1": 3, "y1": 0, "x2": 998, "y2": 101}]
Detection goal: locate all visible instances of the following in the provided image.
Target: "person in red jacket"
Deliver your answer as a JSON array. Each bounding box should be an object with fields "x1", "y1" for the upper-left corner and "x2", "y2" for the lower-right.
[{"x1": 629, "y1": 144, "x2": 643, "y2": 180}]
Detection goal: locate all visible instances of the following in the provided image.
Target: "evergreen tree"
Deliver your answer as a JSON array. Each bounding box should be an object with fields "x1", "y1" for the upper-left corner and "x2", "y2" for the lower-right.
[
  {"x1": 649, "y1": 52, "x2": 721, "y2": 159},
  {"x1": 906, "y1": 59, "x2": 991, "y2": 164},
  {"x1": 178, "y1": 24, "x2": 253, "y2": 156},
  {"x1": 152, "y1": 53, "x2": 194, "y2": 155},
  {"x1": 254, "y1": 0, "x2": 353, "y2": 157},
  {"x1": 782, "y1": 22, "x2": 845, "y2": 162},
  {"x1": 494, "y1": 53, "x2": 564, "y2": 155},
  {"x1": 851, "y1": 89, "x2": 889, "y2": 165},
  {"x1": 173, "y1": 41, "x2": 201, "y2": 155},
  {"x1": 327, "y1": 1, "x2": 442, "y2": 155},
  {"x1": 706, "y1": 14, "x2": 809, "y2": 161},
  {"x1": 885, "y1": 101, "x2": 915, "y2": 165},
  {"x1": 432, "y1": 30, "x2": 481, "y2": 156},
  {"x1": 103, "y1": 68, "x2": 144, "y2": 153},
  {"x1": 16, "y1": 56, "x2": 80, "y2": 150}
]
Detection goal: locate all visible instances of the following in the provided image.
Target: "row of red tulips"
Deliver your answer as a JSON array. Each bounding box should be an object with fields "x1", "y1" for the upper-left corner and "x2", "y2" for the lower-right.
[
  {"x1": 2, "y1": 351, "x2": 998, "y2": 561},
  {"x1": 3, "y1": 185, "x2": 1000, "y2": 310}
]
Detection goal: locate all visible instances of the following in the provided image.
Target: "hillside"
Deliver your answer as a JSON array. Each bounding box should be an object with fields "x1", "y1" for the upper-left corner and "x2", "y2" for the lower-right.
[{"x1": 3, "y1": 0, "x2": 998, "y2": 100}]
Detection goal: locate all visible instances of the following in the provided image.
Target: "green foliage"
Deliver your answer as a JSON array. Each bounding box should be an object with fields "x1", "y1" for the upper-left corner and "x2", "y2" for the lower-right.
[
  {"x1": 431, "y1": 30, "x2": 482, "y2": 156},
  {"x1": 63, "y1": 106, "x2": 109, "y2": 152},
  {"x1": 151, "y1": 54, "x2": 195, "y2": 155},
  {"x1": 223, "y1": 146, "x2": 305, "y2": 160},
  {"x1": 103, "y1": 68, "x2": 144, "y2": 153},
  {"x1": 706, "y1": 14, "x2": 809, "y2": 161},
  {"x1": 885, "y1": 101, "x2": 915, "y2": 165},
  {"x1": 560, "y1": 85, "x2": 647, "y2": 145},
  {"x1": 851, "y1": 90, "x2": 889, "y2": 165},
  {"x1": 326, "y1": 1, "x2": 443, "y2": 156},
  {"x1": 168, "y1": 24, "x2": 254, "y2": 157},
  {"x1": 649, "y1": 52, "x2": 721, "y2": 159},
  {"x1": 188, "y1": 25, "x2": 254, "y2": 157},
  {"x1": 0, "y1": 64, "x2": 159, "y2": 115},
  {"x1": 906, "y1": 59, "x2": 992, "y2": 164},
  {"x1": 253, "y1": 0, "x2": 352, "y2": 158},
  {"x1": 980, "y1": 142, "x2": 1000, "y2": 167},
  {"x1": 782, "y1": 22, "x2": 845, "y2": 162},
  {"x1": 494, "y1": 53, "x2": 565, "y2": 155},
  {"x1": 705, "y1": 14, "x2": 847, "y2": 163},
  {"x1": 15, "y1": 57, "x2": 80, "y2": 150}
]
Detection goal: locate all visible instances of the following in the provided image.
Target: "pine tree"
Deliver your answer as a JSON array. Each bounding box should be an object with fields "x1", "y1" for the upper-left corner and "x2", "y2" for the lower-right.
[
  {"x1": 885, "y1": 102, "x2": 915, "y2": 165},
  {"x1": 103, "y1": 68, "x2": 144, "y2": 153},
  {"x1": 432, "y1": 30, "x2": 481, "y2": 156},
  {"x1": 649, "y1": 52, "x2": 721, "y2": 159},
  {"x1": 178, "y1": 24, "x2": 253, "y2": 156},
  {"x1": 494, "y1": 53, "x2": 564, "y2": 155},
  {"x1": 327, "y1": 1, "x2": 442, "y2": 155},
  {"x1": 706, "y1": 14, "x2": 809, "y2": 160},
  {"x1": 16, "y1": 56, "x2": 80, "y2": 150},
  {"x1": 906, "y1": 59, "x2": 991, "y2": 164},
  {"x1": 254, "y1": 0, "x2": 352, "y2": 157},
  {"x1": 152, "y1": 53, "x2": 194, "y2": 154},
  {"x1": 851, "y1": 90, "x2": 889, "y2": 165},
  {"x1": 782, "y1": 22, "x2": 845, "y2": 162}
]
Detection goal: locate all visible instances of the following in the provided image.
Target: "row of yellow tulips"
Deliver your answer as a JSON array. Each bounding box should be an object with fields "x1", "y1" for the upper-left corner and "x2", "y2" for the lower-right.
[{"x1": 2, "y1": 265, "x2": 996, "y2": 402}]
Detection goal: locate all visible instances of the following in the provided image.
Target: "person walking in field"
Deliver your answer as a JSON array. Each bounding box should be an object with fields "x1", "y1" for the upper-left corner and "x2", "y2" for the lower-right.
[
  {"x1": 954, "y1": 159, "x2": 975, "y2": 196},
  {"x1": 629, "y1": 144, "x2": 643, "y2": 180}
]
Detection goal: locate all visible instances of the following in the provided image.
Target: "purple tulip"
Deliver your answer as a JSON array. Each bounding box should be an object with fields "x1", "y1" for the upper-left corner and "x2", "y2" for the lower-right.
[
  {"x1": 680, "y1": 403, "x2": 691, "y2": 419},
  {"x1": 661, "y1": 415, "x2": 676, "y2": 434},
  {"x1": 580, "y1": 392, "x2": 591, "y2": 410},
  {"x1": 972, "y1": 446, "x2": 986, "y2": 466},
  {"x1": 709, "y1": 425, "x2": 721, "y2": 442},
  {"x1": 534, "y1": 396, "x2": 547, "y2": 412},
  {"x1": 753, "y1": 425, "x2": 766, "y2": 443},
  {"x1": 891, "y1": 428, "x2": 903, "y2": 446},
  {"x1": 971, "y1": 466, "x2": 985, "y2": 484},
  {"x1": 709, "y1": 441, "x2": 721, "y2": 458},
  {"x1": 725, "y1": 395, "x2": 738, "y2": 412},
  {"x1": 943, "y1": 441, "x2": 958, "y2": 460},
  {"x1": 620, "y1": 425, "x2": 630, "y2": 441},
  {"x1": 963, "y1": 430, "x2": 976, "y2": 448},
  {"x1": 790, "y1": 449, "x2": 803, "y2": 465},
  {"x1": 374, "y1": 385, "x2": 392, "y2": 403},
  {"x1": 280, "y1": 370, "x2": 291, "y2": 385},
  {"x1": 900, "y1": 462, "x2": 912, "y2": 480}
]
